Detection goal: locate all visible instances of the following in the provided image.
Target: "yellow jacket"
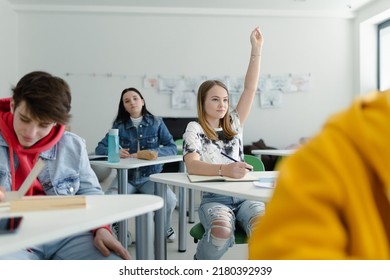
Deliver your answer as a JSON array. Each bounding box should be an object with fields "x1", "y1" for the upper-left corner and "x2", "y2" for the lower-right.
[{"x1": 249, "y1": 90, "x2": 390, "y2": 259}]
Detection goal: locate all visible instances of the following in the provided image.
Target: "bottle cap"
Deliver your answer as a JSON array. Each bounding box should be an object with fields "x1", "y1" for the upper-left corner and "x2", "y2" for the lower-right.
[{"x1": 109, "y1": 128, "x2": 119, "y2": 135}]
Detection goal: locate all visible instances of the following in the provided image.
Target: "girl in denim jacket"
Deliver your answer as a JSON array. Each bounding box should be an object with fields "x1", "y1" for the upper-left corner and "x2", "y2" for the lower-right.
[{"x1": 96, "y1": 87, "x2": 177, "y2": 242}]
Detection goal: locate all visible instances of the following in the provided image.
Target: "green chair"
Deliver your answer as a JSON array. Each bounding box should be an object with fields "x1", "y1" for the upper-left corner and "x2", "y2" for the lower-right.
[
  {"x1": 189, "y1": 222, "x2": 248, "y2": 244},
  {"x1": 244, "y1": 154, "x2": 265, "y2": 171},
  {"x1": 189, "y1": 155, "x2": 264, "y2": 244},
  {"x1": 175, "y1": 138, "x2": 183, "y2": 155}
]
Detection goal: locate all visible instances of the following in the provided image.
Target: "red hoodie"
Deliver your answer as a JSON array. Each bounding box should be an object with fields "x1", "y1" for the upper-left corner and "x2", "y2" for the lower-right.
[{"x1": 0, "y1": 98, "x2": 65, "y2": 194}]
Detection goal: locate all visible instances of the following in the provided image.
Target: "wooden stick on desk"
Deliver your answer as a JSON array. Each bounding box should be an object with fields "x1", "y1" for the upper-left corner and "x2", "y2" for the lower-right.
[{"x1": 4, "y1": 158, "x2": 45, "y2": 202}]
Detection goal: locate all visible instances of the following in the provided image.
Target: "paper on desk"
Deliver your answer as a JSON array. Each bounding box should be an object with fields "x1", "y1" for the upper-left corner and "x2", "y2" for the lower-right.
[
  {"x1": 88, "y1": 155, "x2": 108, "y2": 161},
  {"x1": 253, "y1": 177, "x2": 276, "y2": 189}
]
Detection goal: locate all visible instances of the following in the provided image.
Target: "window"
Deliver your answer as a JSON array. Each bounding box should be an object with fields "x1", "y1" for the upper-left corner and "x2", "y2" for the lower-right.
[{"x1": 378, "y1": 19, "x2": 390, "y2": 91}]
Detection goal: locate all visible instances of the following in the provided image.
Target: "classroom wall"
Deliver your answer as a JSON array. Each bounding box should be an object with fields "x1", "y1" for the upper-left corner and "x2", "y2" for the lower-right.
[
  {"x1": 0, "y1": 0, "x2": 18, "y2": 96},
  {"x1": 1, "y1": 4, "x2": 365, "y2": 151}
]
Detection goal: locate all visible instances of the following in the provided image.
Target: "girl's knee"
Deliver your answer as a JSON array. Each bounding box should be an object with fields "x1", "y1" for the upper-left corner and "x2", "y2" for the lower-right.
[
  {"x1": 238, "y1": 201, "x2": 265, "y2": 235},
  {"x1": 246, "y1": 201, "x2": 266, "y2": 216},
  {"x1": 207, "y1": 206, "x2": 234, "y2": 248}
]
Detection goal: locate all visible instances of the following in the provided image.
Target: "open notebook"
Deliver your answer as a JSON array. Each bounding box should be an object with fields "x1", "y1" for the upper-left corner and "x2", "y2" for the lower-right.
[
  {"x1": 88, "y1": 155, "x2": 108, "y2": 161},
  {"x1": 187, "y1": 172, "x2": 259, "y2": 183}
]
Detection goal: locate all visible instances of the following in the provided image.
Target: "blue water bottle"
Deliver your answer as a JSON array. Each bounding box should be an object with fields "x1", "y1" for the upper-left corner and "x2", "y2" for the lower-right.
[{"x1": 107, "y1": 128, "x2": 120, "y2": 163}]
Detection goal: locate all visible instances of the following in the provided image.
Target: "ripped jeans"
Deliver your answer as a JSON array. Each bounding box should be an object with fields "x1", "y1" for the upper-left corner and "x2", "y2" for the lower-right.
[{"x1": 195, "y1": 193, "x2": 265, "y2": 260}]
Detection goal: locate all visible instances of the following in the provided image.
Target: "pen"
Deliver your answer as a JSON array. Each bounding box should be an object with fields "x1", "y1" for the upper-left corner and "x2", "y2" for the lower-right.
[{"x1": 220, "y1": 152, "x2": 252, "y2": 171}]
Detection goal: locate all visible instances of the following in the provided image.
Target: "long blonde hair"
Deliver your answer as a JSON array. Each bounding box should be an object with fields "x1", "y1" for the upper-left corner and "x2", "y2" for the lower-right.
[{"x1": 197, "y1": 80, "x2": 237, "y2": 141}]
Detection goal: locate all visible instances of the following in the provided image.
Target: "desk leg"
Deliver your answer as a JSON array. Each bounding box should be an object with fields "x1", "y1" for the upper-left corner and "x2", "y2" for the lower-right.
[
  {"x1": 154, "y1": 182, "x2": 167, "y2": 260},
  {"x1": 117, "y1": 169, "x2": 128, "y2": 248},
  {"x1": 178, "y1": 186, "x2": 187, "y2": 252},
  {"x1": 188, "y1": 189, "x2": 195, "y2": 223},
  {"x1": 135, "y1": 213, "x2": 153, "y2": 260},
  {"x1": 180, "y1": 161, "x2": 195, "y2": 224}
]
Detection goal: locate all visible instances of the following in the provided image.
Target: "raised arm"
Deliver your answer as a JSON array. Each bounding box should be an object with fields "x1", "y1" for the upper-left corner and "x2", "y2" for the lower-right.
[{"x1": 236, "y1": 26, "x2": 263, "y2": 125}]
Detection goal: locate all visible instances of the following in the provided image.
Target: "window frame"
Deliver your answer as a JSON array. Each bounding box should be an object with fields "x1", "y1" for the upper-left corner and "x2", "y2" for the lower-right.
[{"x1": 378, "y1": 19, "x2": 390, "y2": 91}]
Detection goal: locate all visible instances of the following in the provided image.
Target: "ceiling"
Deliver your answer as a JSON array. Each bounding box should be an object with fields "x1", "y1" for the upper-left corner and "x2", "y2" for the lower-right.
[
  {"x1": 8, "y1": 0, "x2": 377, "y2": 11},
  {"x1": 8, "y1": 0, "x2": 379, "y2": 17}
]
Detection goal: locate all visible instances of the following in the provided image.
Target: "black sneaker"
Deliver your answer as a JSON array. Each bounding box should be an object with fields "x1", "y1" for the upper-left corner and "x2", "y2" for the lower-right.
[{"x1": 166, "y1": 227, "x2": 176, "y2": 243}]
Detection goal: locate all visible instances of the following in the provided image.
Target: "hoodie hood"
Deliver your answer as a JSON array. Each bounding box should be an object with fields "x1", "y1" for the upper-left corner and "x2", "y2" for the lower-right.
[
  {"x1": 0, "y1": 97, "x2": 65, "y2": 193},
  {"x1": 0, "y1": 97, "x2": 11, "y2": 113}
]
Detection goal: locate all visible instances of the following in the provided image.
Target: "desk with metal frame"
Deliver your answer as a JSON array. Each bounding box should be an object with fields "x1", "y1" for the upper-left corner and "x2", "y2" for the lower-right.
[
  {"x1": 150, "y1": 171, "x2": 277, "y2": 259},
  {"x1": 0, "y1": 195, "x2": 163, "y2": 259},
  {"x1": 90, "y1": 155, "x2": 183, "y2": 251}
]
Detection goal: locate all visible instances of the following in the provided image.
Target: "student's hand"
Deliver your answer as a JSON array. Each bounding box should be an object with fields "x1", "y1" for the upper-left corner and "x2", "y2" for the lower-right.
[
  {"x1": 223, "y1": 162, "x2": 250, "y2": 179},
  {"x1": 245, "y1": 163, "x2": 254, "y2": 171},
  {"x1": 120, "y1": 148, "x2": 131, "y2": 158},
  {"x1": 250, "y1": 26, "x2": 264, "y2": 50},
  {"x1": 129, "y1": 152, "x2": 138, "y2": 158},
  {"x1": 94, "y1": 228, "x2": 132, "y2": 260},
  {"x1": 0, "y1": 186, "x2": 5, "y2": 202}
]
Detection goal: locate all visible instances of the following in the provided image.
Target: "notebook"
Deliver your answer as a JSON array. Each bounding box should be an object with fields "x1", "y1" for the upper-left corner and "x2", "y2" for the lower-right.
[
  {"x1": 88, "y1": 155, "x2": 108, "y2": 161},
  {"x1": 187, "y1": 172, "x2": 259, "y2": 183}
]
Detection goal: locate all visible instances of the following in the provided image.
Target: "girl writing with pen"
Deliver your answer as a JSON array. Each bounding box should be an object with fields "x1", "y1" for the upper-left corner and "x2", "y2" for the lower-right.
[
  {"x1": 182, "y1": 26, "x2": 265, "y2": 260},
  {"x1": 220, "y1": 151, "x2": 253, "y2": 171}
]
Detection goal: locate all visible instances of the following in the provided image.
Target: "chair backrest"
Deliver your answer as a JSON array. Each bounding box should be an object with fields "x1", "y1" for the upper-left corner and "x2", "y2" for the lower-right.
[
  {"x1": 175, "y1": 138, "x2": 183, "y2": 155},
  {"x1": 244, "y1": 154, "x2": 265, "y2": 171},
  {"x1": 88, "y1": 153, "x2": 112, "y2": 182}
]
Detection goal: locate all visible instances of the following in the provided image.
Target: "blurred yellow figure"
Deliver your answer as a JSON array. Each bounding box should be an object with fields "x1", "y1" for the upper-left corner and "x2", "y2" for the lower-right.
[{"x1": 249, "y1": 90, "x2": 390, "y2": 260}]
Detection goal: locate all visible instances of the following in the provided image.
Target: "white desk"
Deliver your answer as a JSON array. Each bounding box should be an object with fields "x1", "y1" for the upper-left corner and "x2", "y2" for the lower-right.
[
  {"x1": 90, "y1": 155, "x2": 183, "y2": 250},
  {"x1": 0, "y1": 194, "x2": 163, "y2": 259},
  {"x1": 251, "y1": 149, "x2": 295, "y2": 157},
  {"x1": 90, "y1": 155, "x2": 183, "y2": 194},
  {"x1": 150, "y1": 171, "x2": 277, "y2": 259}
]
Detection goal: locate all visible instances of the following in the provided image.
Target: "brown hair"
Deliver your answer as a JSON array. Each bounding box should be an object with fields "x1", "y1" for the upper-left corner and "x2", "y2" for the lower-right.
[
  {"x1": 197, "y1": 80, "x2": 237, "y2": 141},
  {"x1": 12, "y1": 71, "x2": 72, "y2": 125}
]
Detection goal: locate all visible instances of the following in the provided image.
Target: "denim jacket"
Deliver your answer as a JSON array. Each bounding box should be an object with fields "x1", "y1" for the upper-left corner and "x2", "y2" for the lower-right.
[
  {"x1": 0, "y1": 131, "x2": 103, "y2": 195},
  {"x1": 95, "y1": 114, "x2": 177, "y2": 185}
]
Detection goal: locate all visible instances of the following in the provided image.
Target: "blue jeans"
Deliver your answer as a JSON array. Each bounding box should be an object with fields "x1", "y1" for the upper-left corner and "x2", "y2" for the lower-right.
[
  {"x1": 0, "y1": 231, "x2": 123, "y2": 260},
  {"x1": 106, "y1": 178, "x2": 177, "y2": 234},
  {"x1": 195, "y1": 193, "x2": 265, "y2": 260}
]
